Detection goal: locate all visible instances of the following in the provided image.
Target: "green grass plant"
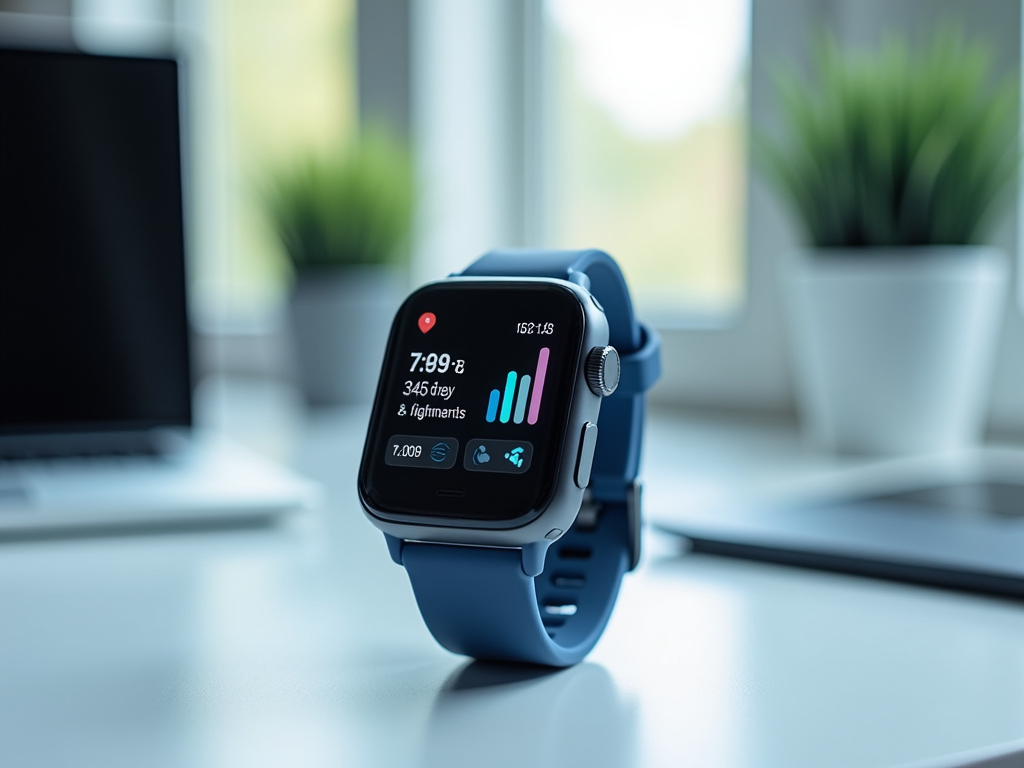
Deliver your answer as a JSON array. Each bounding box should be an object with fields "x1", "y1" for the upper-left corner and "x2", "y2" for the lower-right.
[
  {"x1": 758, "y1": 28, "x2": 1019, "y2": 249},
  {"x1": 266, "y1": 129, "x2": 414, "y2": 271}
]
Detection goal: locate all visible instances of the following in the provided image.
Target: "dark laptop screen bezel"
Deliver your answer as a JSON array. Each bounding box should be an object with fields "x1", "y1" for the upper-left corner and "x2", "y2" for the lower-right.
[{"x1": 0, "y1": 43, "x2": 194, "y2": 453}]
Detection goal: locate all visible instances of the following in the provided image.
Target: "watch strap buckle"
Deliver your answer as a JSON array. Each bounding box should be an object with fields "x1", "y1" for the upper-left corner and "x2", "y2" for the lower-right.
[
  {"x1": 625, "y1": 481, "x2": 642, "y2": 571},
  {"x1": 578, "y1": 480, "x2": 643, "y2": 572}
]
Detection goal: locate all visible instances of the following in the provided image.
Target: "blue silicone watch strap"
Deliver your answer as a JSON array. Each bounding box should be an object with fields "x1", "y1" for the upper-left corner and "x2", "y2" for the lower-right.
[
  {"x1": 395, "y1": 248, "x2": 660, "y2": 666},
  {"x1": 402, "y1": 500, "x2": 630, "y2": 666}
]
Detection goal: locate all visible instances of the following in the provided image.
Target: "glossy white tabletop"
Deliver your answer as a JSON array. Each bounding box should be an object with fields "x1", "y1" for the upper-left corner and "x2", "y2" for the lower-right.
[{"x1": 2, "y1": 379, "x2": 1023, "y2": 768}]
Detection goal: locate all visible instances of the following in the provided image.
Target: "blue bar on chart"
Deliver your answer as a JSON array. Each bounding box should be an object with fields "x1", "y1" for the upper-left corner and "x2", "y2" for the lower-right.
[
  {"x1": 500, "y1": 371, "x2": 518, "y2": 423},
  {"x1": 513, "y1": 375, "x2": 532, "y2": 424},
  {"x1": 486, "y1": 389, "x2": 500, "y2": 422}
]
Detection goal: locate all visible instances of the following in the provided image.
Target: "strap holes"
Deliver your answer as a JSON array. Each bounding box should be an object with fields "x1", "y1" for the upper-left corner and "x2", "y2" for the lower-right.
[
  {"x1": 552, "y1": 574, "x2": 586, "y2": 588},
  {"x1": 559, "y1": 546, "x2": 592, "y2": 560},
  {"x1": 544, "y1": 602, "x2": 578, "y2": 617}
]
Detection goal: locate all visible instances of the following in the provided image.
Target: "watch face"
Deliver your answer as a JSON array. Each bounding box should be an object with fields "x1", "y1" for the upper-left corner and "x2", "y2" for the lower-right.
[{"x1": 359, "y1": 281, "x2": 586, "y2": 524}]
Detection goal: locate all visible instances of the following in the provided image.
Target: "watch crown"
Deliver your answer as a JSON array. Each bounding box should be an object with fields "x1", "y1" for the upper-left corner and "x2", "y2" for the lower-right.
[{"x1": 585, "y1": 346, "x2": 620, "y2": 397}]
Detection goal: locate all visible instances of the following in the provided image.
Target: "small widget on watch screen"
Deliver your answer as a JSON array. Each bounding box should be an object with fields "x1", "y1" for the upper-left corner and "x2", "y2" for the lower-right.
[
  {"x1": 384, "y1": 434, "x2": 459, "y2": 469},
  {"x1": 395, "y1": 346, "x2": 468, "y2": 422},
  {"x1": 485, "y1": 347, "x2": 549, "y2": 425},
  {"x1": 417, "y1": 312, "x2": 436, "y2": 334},
  {"x1": 464, "y1": 438, "x2": 533, "y2": 474}
]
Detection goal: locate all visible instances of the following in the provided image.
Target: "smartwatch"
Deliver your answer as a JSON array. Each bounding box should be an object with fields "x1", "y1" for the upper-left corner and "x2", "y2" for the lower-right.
[{"x1": 357, "y1": 248, "x2": 661, "y2": 666}]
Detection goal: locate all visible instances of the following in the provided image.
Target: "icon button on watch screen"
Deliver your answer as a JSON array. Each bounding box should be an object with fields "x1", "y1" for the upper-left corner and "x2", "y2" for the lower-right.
[
  {"x1": 384, "y1": 435, "x2": 459, "y2": 469},
  {"x1": 464, "y1": 439, "x2": 533, "y2": 474}
]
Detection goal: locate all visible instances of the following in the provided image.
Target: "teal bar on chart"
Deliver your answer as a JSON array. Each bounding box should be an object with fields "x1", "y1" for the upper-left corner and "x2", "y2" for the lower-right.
[{"x1": 500, "y1": 371, "x2": 517, "y2": 423}]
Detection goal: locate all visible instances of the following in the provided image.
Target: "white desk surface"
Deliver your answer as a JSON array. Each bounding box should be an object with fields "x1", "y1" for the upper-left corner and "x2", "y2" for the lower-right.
[{"x1": 2, "y1": 378, "x2": 1024, "y2": 768}]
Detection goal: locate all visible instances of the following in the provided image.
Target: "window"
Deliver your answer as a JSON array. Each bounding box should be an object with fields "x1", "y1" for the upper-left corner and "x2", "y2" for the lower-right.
[
  {"x1": 191, "y1": 0, "x2": 357, "y2": 326},
  {"x1": 544, "y1": 0, "x2": 750, "y2": 319}
]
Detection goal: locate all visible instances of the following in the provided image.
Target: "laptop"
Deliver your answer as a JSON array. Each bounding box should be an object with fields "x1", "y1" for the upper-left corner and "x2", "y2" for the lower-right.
[
  {"x1": 652, "y1": 446, "x2": 1024, "y2": 598},
  {"x1": 0, "y1": 43, "x2": 316, "y2": 533}
]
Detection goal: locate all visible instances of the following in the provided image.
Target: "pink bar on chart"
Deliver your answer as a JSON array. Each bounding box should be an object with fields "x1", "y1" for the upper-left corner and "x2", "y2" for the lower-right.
[{"x1": 526, "y1": 347, "x2": 550, "y2": 425}]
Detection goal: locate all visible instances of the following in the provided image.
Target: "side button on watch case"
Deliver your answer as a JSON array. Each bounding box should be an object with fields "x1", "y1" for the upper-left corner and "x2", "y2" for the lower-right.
[{"x1": 574, "y1": 422, "x2": 599, "y2": 488}]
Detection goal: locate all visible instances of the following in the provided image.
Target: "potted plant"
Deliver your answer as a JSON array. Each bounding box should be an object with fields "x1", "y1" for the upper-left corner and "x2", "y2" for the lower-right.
[
  {"x1": 759, "y1": 29, "x2": 1019, "y2": 454},
  {"x1": 267, "y1": 131, "x2": 415, "y2": 406}
]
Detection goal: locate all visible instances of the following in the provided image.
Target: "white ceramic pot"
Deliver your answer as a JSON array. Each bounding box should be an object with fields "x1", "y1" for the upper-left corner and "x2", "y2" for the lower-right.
[
  {"x1": 783, "y1": 247, "x2": 1007, "y2": 455},
  {"x1": 288, "y1": 266, "x2": 405, "y2": 406}
]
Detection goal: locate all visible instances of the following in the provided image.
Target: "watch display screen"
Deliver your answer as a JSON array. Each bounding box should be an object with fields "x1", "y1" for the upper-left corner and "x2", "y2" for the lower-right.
[{"x1": 359, "y1": 281, "x2": 586, "y2": 523}]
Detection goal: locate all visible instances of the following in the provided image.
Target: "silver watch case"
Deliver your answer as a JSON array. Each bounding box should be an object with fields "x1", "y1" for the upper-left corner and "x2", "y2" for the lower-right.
[{"x1": 358, "y1": 276, "x2": 610, "y2": 554}]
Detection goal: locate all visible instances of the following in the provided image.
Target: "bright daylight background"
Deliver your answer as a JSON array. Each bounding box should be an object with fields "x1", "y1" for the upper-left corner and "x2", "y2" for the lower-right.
[{"x1": 546, "y1": 0, "x2": 750, "y2": 316}]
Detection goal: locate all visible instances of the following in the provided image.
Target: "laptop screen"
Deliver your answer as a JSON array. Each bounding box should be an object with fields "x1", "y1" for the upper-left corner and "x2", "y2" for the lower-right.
[{"x1": 0, "y1": 47, "x2": 191, "y2": 440}]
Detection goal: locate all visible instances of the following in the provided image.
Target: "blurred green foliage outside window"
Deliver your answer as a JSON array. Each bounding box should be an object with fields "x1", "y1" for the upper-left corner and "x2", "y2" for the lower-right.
[
  {"x1": 546, "y1": 0, "x2": 749, "y2": 317},
  {"x1": 197, "y1": 0, "x2": 356, "y2": 323}
]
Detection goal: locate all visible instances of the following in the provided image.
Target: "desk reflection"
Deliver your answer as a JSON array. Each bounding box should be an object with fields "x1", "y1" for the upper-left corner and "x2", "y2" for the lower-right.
[{"x1": 421, "y1": 660, "x2": 637, "y2": 768}]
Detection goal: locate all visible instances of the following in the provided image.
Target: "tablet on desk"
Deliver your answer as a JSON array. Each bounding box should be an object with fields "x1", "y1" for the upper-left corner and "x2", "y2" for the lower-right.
[{"x1": 652, "y1": 448, "x2": 1024, "y2": 598}]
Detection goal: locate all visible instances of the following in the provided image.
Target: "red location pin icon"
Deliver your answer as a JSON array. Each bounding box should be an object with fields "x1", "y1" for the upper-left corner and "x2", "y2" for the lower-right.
[{"x1": 418, "y1": 312, "x2": 436, "y2": 334}]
